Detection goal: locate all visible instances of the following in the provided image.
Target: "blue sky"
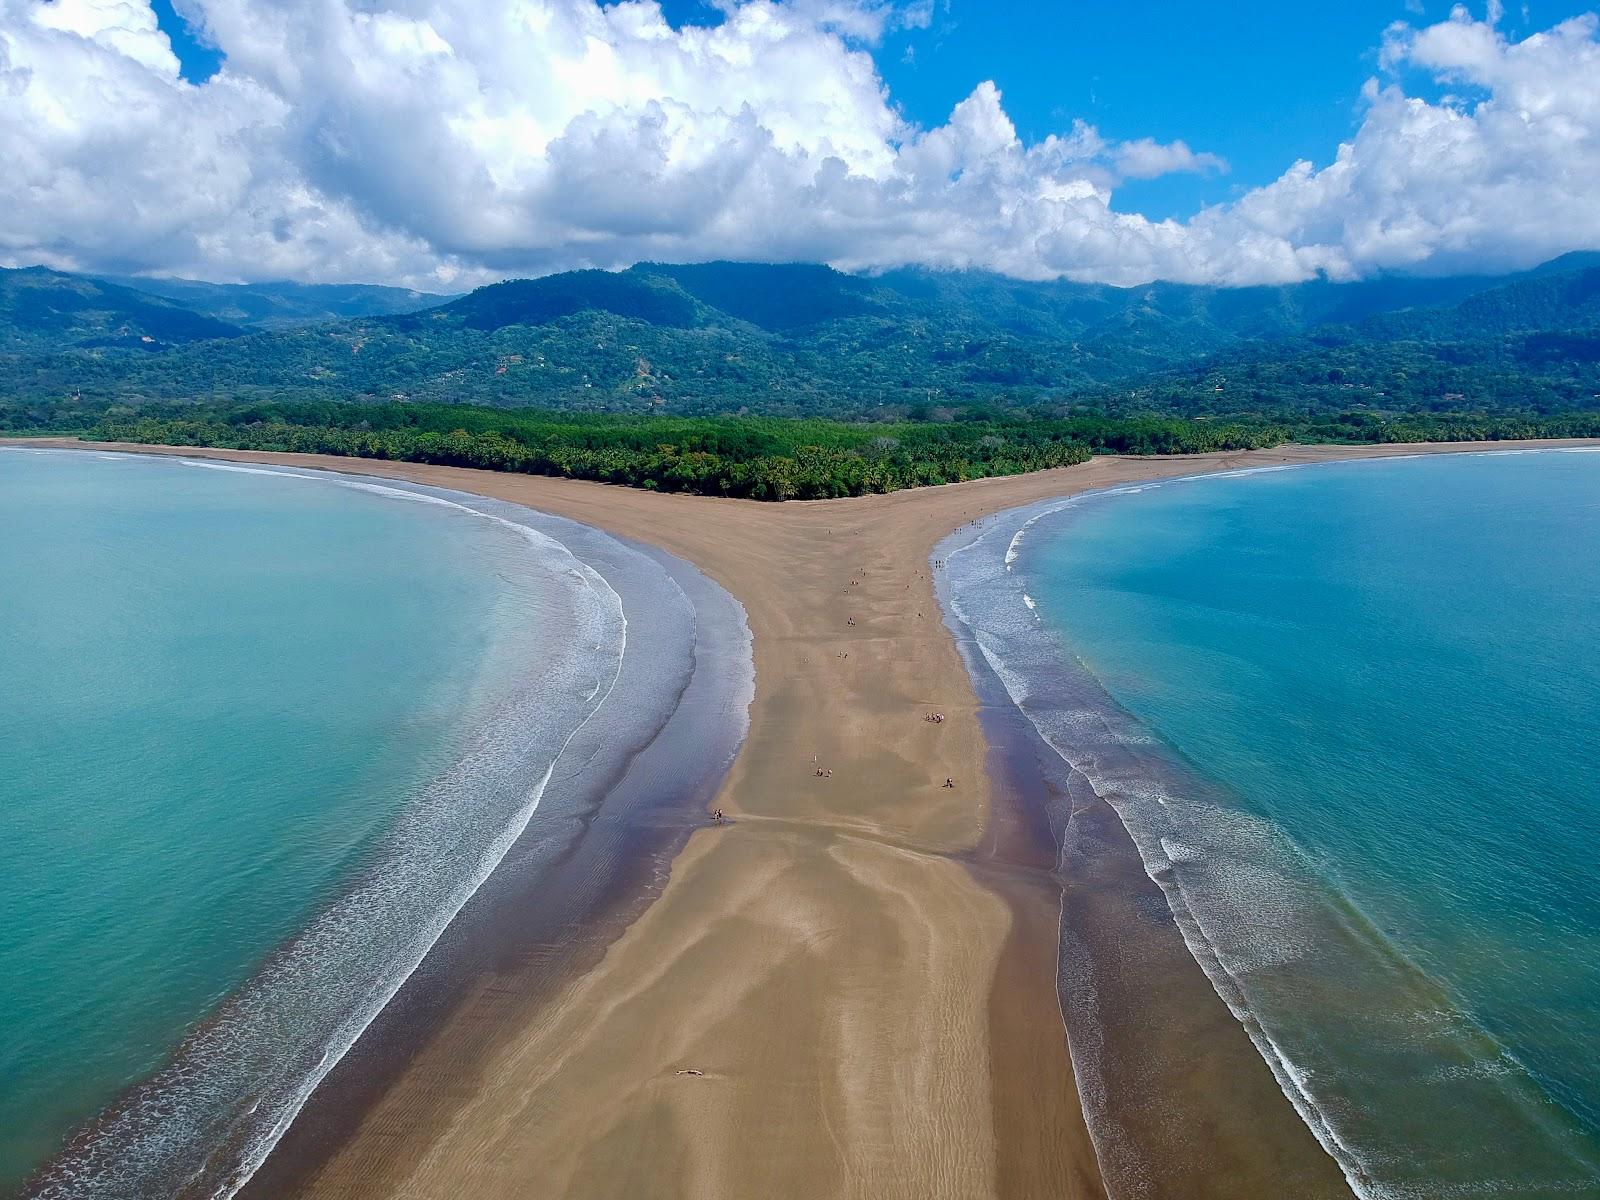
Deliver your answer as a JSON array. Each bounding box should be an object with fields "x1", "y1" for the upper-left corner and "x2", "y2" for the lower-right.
[
  {"x1": 13, "y1": 0, "x2": 1600, "y2": 286},
  {"x1": 149, "y1": 0, "x2": 219, "y2": 80}
]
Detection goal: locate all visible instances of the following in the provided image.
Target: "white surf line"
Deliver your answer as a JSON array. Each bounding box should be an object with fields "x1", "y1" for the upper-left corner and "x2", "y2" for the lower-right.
[
  {"x1": 950, "y1": 442, "x2": 1600, "y2": 1198},
  {"x1": 177, "y1": 459, "x2": 322, "y2": 480},
  {"x1": 937, "y1": 481, "x2": 1386, "y2": 1200},
  {"x1": 156, "y1": 458, "x2": 634, "y2": 1200},
  {"x1": 939, "y1": 521, "x2": 1136, "y2": 1192}
]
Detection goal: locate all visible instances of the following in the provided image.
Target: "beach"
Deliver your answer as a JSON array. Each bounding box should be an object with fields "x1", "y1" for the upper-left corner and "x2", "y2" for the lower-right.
[{"x1": 13, "y1": 436, "x2": 1595, "y2": 1199}]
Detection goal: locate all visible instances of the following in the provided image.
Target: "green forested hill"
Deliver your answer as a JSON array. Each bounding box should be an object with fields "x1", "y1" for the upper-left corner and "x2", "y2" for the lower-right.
[
  {"x1": 100, "y1": 275, "x2": 455, "y2": 329},
  {"x1": 2, "y1": 256, "x2": 1598, "y2": 423},
  {"x1": 1338, "y1": 264, "x2": 1600, "y2": 343},
  {"x1": 0, "y1": 267, "x2": 244, "y2": 353},
  {"x1": 1082, "y1": 264, "x2": 1600, "y2": 422}
]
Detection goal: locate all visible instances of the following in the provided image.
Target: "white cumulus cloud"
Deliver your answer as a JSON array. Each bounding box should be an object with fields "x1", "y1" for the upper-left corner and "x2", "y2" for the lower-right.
[
  {"x1": 0, "y1": 0, "x2": 1597, "y2": 288},
  {"x1": 1114, "y1": 137, "x2": 1227, "y2": 181}
]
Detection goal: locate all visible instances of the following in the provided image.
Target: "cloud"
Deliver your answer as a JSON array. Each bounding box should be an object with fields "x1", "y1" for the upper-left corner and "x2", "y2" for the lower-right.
[
  {"x1": 1114, "y1": 137, "x2": 1228, "y2": 180},
  {"x1": 1, "y1": 0, "x2": 1598, "y2": 288},
  {"x1": 1239, "y1": 7, "x2": 1600, "y2": 280}
]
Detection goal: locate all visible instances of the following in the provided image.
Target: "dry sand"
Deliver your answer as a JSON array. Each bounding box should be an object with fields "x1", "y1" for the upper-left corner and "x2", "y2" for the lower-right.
[{"x1": 16, "y1": 437, "x2": 1592, "y2": 1199}]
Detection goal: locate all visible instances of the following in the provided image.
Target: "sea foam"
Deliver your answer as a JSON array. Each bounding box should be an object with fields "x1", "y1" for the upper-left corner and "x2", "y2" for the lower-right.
[
  {"x1": 934, "y1": 453, "x2": 1600, "y2": 1200},
  {"x1": 17, "y1": 455, "x2": 747, "y2": 1200}
]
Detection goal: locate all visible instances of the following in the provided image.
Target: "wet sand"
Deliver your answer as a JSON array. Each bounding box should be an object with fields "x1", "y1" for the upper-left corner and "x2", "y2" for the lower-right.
[{"x1": 14, "y1": 437, "x2": 1593, "y2": 1199}]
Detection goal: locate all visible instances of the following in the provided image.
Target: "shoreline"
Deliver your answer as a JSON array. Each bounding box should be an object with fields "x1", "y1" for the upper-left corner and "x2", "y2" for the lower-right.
[
  {"x1": 6, "y1": 452, "x2": 752, "y2": 1200},
  {"x1": 952, "y1": 449, "x2": 1600, "y2": 1199},
  {"x1": 238, "y1": 510, "x2": 756, "y2": 1200},
  {"x1": 9, "y1": 436, "x2": 1596, "y2": 1199},
  {"x1": 935, "y1": 473, "x2": 1362, "y2": 1198}
]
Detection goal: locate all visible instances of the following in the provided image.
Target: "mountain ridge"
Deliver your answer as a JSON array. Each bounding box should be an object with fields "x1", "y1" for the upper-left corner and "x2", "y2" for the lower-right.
[
  {"x1": 2, "y1": 254, "x2": 1598, "y2": 423},
  {"x1": 97, "y1": 274, "x2": 457, "y2": 329},
  {"x1": 0, "y1": 268, "x2": 246, "y2": 353}
]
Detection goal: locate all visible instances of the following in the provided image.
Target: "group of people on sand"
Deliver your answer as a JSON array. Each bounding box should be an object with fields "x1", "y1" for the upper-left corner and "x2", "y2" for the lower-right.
[{"x1": 775, "y1": 560, "x2": 961, "y2": 803}]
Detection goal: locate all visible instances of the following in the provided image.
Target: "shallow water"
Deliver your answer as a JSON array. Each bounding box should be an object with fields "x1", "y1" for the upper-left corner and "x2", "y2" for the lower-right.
[
  {"x1": 0, "y1": 450, "x2": 620, "y2": 1196},
  {"x1": 941, "y1": 450, "x2": 1600, "y2": 1199}
]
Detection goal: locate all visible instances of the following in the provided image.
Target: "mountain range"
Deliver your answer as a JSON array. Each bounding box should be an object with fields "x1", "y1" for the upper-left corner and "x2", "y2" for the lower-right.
[
  {"x1": 101, "y1": 275, "x2": 459, "y2": 331},
  {"x1": 2, "y1": 254, "x2": 1598, "y2": 422}
]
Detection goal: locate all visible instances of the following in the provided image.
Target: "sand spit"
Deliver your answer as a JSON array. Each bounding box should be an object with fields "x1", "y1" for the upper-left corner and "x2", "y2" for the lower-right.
[{"x1": 13, "y1": 436, "x2": 1592, "y2": 1199}]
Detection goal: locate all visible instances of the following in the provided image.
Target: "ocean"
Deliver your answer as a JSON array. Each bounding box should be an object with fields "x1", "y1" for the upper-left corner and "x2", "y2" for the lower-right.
[
  {"x1": 941, "y1": 449, "x2": 1600, "y2": 1199},
  {"x1": 0, "y1": 450, "x2": 675, "y2": 1197}
]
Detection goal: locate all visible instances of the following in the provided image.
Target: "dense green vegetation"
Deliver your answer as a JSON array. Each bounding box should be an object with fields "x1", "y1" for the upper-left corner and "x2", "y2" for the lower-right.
[
  {"x1": 100, "y1": 275, "x2": 457, "y2": 330},
  {"x1": 8, "y1": 398, "x2": 1585, "y2": 501},
  {"x1": 2, "y1": 255, "x2": 1595, "y2": 419},
  {"x1": 4, "y1": 254, "x2": 1598, "y2": 498},
  {"x1": 0, "y1": 268, "x2": 244, "y2": 353},
  {"x1": 72, "y1": 404, "x2": 1137, "y2": 500}
]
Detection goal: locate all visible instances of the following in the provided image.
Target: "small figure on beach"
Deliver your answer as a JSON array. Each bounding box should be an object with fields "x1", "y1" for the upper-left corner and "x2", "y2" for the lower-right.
[
  {"x1": 712, "y1": 809, "x2": 724, "y2": 824},
  {"x1": 846, "y1": 617, "x2": 856, "y2": 626},
  {"x1": 943, "y1": 777, "x2": 955, "y2": 788}
]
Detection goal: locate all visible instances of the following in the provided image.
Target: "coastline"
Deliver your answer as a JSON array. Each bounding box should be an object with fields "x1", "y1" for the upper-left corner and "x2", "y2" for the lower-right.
[
  {"x1": 954, "y1": 450, "x2": 1600, "y2": 1199},
  {"x1": 5, "y1": 453, "x2": 752, "y2": 1200},
  {"x1": 9, "y1": 436, "x2": 1596, "y2": 1199},
  {"x1": 936, "y1": 477, "x2": 1360, "y2": 1198}
]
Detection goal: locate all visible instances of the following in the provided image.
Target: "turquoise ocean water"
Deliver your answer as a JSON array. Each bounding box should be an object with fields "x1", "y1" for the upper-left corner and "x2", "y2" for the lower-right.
[
  {"x1": 0, "y1": 450, "x2": 624, "y2": 1197},
  {"x1": 996, "y1": 451, "x2": 1600, "y2": 1197}
]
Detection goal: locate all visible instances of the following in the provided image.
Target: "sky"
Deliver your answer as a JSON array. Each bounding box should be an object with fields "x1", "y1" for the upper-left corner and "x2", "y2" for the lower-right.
[{"x1": 3, "y1": 0, "x2": 1599, "y2": 289}]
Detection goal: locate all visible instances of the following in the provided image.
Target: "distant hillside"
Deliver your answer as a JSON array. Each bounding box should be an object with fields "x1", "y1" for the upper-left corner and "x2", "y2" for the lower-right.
[
  {"x1": 1341, "y1": 263, "x2": 1600, "y2": 343},
  {"x1": 1082, "y1": 263, "x2": 1600, "y2": 420},
  {"x1": 0, "y1": 267, "x2": 243, "y2": 353},
  {"x1": 102, "y1": 274, "x2": 455, "y2": 329},
  {"x1": 2, "y1": 255, "x2": 1598, "y2": 422},
  {"x1": 643, "y1": 262, "x2": 891, "y2": 330},
  {"x1": 403, "y1": 270, "x2": 709, "y2": 332}
]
